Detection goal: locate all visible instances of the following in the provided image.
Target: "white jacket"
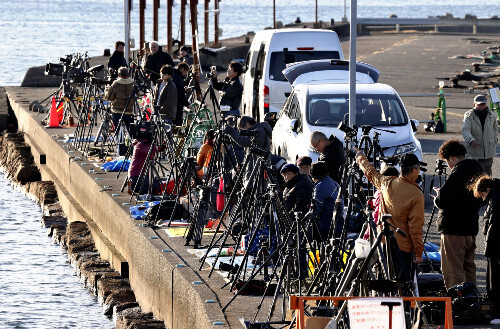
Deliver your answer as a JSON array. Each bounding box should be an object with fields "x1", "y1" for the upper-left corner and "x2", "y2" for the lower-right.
[{"x1": 462, "y1": 108, "x2": 498, "y2": 159}]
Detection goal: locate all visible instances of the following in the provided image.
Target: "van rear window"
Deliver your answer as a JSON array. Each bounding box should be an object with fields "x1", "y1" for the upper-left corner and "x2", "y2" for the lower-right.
[{"x1": 269, "y1": 51, "x2": 341, "y2": 81}]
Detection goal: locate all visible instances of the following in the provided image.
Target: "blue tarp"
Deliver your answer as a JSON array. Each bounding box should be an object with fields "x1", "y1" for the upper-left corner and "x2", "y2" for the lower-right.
[
  {"x1": 129, "y1": 201, "x2": 161, "y2": 220},
  {"x1": 101, "y1": 159, "x2": 130, "y2": 172}
]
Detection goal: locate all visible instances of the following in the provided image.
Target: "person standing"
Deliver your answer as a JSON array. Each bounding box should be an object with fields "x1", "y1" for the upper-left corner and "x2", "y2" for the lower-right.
[
  {"x1": 462, "y1": 94, "x2": 498, "y2": 176},
  {"x1": 145, "y1": 41, "x2": 175, "y2": 83},
  {"x1": 104, "y1": 66, "x2": 137, "y2": 156},
  {"x1": 179, "y1": 45, "x2": 194, "y2": 66},
  {"x1": 108, "y1": 41, "x2": 128, "y2": 74},
  {"x1": 470, "y1": 175, "x2": 500, "y2": 324},
  {"x1": 153, "y1": 65, "x2": 177, "y2": 123},
  {"x1": 434, "y1": 139, "x2": 484, "y2": 289},
  {"x1": 310, "y1": 131, "x2": 346, "y2": 183},
  {"x1": 211, "y1": 61, "x2": 244, "y2": 116},
  {"x1": 355, "y1": 150, "x2": 425, "y2": 282}
]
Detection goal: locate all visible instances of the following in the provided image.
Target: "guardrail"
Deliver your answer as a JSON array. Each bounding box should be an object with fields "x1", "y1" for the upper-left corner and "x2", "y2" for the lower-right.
[{"x1": 357, "y1": 17, "x2": 500, "y2": 33}]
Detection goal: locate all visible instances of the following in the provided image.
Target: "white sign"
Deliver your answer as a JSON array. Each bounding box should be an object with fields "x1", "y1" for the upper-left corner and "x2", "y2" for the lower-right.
[
  {"x1": 489, "y1": 87, "x2": 500, "y2": 104},
  {"x1": 348, "y1": 297, "x2": 406, "y2": 329}
]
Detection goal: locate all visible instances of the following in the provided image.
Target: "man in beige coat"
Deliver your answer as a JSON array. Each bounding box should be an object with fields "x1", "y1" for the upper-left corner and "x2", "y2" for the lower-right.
[{"x1": 462, "y1": 94, "x2": 498, "y2": 176}]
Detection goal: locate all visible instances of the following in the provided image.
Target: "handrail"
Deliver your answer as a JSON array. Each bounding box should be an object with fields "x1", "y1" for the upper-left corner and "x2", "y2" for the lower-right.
[{"x1": 289, "y1": 295, "x2": 453, "y2": 329}]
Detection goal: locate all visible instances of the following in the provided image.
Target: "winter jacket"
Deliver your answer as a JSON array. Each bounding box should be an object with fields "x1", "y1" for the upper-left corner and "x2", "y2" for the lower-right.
[
  {"x1": 483, "y1": 179, "x2": 500, "y2": 258},
  {"x1": 434, "y1": 159, "x2": 484, "y2": 236},
  {"x1": 319, "y1": 134, "x2": 346, "y2": 183},
  {"x1": 196, "y1": 142, "x2": 213, "y2": 178},
  {"x1": 172, "y1": 69, "x2": 189, "y2": 126},
  {"x1": 145, "y1": 48, "x2": 175, "y2": 82},
  {"x1": 283, "y1": 173, "x2": 314, "y2": 217},
  {"x1": 357, "y1": 154, "x2": 425, "y2": 257},
  {"x1": 313, "y1": 176, "x2": 340, "y2": 234},
  {"x1": 462, "y1": 108, "x2": 498, "y2": 159},
  {"x1": 105, "y1": 77, "x2": 137, "y2": 114},
  {"x1": 154, "y1": 78, "x2": 178, "y2": 121},
  {"x1": 211, "y1": 76, "x2": 243, "y2": 111},
  {"x1": 107, "y1": 50, "x2": 128, "y2": 72}
]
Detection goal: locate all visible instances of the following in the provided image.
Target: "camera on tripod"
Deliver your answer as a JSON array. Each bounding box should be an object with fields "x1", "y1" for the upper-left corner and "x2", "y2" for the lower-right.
[
  {"x1": 205, "y1": 66, "x2": 217, "y2": 79},
  {"x1": 435, "y1": 159, "x2": 447, "y2": 175},
  {"x1": 45, "y1": 53, "x2": 87, "y2": 83},
  {"x1": 338, "y1": 121, "x2": 358, "y2": 138},
  {"x1": 129, "y1": 119, "x2": 154, "y2": 141}
]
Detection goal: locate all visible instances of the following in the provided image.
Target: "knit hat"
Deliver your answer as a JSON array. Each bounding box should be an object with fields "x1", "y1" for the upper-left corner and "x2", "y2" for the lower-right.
[
  {"x1": 280, "y1": 163, "x2": 300, "y2": 175},
  {"x1": 296, "y1": 156, "x2": 312, "y2": 167},
  {"x1": 310, "y1": 161, "x2": 329, "y2": 179}
]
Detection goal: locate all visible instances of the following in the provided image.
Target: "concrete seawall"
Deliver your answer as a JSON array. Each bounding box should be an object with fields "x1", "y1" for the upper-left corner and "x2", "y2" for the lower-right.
[{"x1": 4, "y1": 87, "x2": 239, "y2": 329}]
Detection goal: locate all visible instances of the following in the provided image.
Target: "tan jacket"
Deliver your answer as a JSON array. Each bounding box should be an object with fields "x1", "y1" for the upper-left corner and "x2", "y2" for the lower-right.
[
  {"x1": 357, "y1": 155, "x2": 425, "y2": 257},
  {"x1": 105, "y1": 77, "x2": 137, "y2": 115},
  {"x1": 462, "y1": 108, "x2": 498, "y2": 160}
]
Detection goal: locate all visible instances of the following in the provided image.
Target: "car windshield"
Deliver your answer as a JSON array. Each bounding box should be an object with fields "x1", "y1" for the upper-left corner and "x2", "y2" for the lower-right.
[
  {"x1": 306, "y1": 93, "x2": 408, "y2": 126},
  {"x1": 269, "y1": 51, "x2": 341, "y2": 81}
]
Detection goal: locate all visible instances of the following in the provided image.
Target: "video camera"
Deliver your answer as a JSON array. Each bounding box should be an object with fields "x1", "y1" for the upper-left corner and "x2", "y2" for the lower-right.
[
  {"x1": 45, "y1": 53, "x2": 92, "y2": 84},
  {"x1": 129, "y1": 119, "x2": 154, "y2": 141},
  {"x1": 205, "y1": 66, "x2": 217, "y2": 79},
  {"x1": 338, "y1": 121, "x2": 358, "y2": 139},
  {"x1": 435, "y1": 159, "x2": 447, "y2": 175}
]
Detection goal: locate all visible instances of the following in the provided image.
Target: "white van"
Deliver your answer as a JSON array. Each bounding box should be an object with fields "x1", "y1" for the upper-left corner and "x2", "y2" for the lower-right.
[{"x1": 241, "y1": 29, "x2": 344, "y2": 122}]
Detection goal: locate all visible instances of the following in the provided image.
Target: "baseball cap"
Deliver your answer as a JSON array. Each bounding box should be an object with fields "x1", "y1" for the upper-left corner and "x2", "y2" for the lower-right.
[
  {"x1": 280, "y1": 163, "x2": 300, "y2": 174},
  {"x1": 474, "y1": 95, "x2": 487, "y2": 104},
  {"x1": 400, "y1": 153, "x2": 427, "y2": 172}
]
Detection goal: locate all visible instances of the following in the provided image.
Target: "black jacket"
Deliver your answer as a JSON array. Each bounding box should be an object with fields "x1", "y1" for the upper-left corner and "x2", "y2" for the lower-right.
[
  {"x1": 211, "y1": 76, "x2": 243, "y2": 111},
  {"x1": 283, "y1": 173, "x2": 314, "y2": 217},
  {"x1": 483, "y1": 179, "x2": 500, "y2": 258},
  {"x1": 145, "y1": 47, "x2": 174, "y2": 82},
  {"x1": 319, "y1": 135, "x2": 346, "y2": 183},
  {"x1": 172, "y1": 69, "x2": 189, "y2": 126},
  {"x1": 108, "y1": 50, "x2": 128, "y2": 72},
  {"x1": 153, "y1": 78, "x2": 177, "y2": 121},
  {"x1": 435, "y1": 158, "x2": 484, "y2": 235}
]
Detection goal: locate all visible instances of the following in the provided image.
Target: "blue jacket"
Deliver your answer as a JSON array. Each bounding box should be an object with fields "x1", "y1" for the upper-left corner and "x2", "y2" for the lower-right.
[{"x1": 313, "y1": 176, "x2": 340, "y2": 234}]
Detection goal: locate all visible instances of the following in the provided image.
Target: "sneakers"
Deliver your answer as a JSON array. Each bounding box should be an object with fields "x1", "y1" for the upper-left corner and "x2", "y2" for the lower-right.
[{"x1": 490, "y1": 319, "x2": 500, "y2": 325}]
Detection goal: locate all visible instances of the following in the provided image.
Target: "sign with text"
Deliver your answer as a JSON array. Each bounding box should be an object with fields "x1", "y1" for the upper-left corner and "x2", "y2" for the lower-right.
[
  {"x1": 348, "y1": 297, "x2": 405, "y2": 329},
  {"x1": 489, "y1": 87, "x2": 500, "y2": 104}
]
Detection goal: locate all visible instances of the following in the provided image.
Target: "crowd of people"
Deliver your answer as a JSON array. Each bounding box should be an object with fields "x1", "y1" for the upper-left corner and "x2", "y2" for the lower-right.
[{"x1": 103, "y1": 40, "x2": 500, "y2": 323}]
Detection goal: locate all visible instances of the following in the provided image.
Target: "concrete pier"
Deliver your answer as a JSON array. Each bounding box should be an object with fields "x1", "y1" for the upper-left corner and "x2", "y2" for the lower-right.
[{"x1": 3, "y1": 31, "x2": 500, "y2": 328}]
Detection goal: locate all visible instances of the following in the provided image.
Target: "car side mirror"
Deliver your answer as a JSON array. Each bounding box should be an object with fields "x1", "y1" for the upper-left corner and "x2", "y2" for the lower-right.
[
  {"x1": 411, "y1": 119, "x2": 419, "y2": 133},
  {"x1": 264, "y1": 112, "x2": 278, "y2": 129},
  {"x1": 290, "y1": 119, "x2": 299, "y2": 132}
]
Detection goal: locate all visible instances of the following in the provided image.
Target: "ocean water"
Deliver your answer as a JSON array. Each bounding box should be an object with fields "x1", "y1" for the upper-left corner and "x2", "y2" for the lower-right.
[
  {"x1": 0, "y1": 0, "x2": 499, "y2": 86},
  {"x1": 0, "y1": 173, "x2": 114, "y2": 329}
]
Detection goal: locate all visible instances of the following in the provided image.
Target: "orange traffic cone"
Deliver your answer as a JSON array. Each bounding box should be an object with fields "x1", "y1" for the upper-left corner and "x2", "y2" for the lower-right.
[{"x1": 47, "y1": 97, "x2": 61, "y2": 128}]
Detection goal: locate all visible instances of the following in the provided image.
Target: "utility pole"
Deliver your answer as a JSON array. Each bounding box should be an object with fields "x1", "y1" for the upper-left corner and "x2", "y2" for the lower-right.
[{"x1": 190, "y1": 0, "x2": 200, "y2": 81}]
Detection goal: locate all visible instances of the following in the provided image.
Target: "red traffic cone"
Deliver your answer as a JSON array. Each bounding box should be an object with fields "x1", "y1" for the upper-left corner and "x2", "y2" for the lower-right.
[{"x1": 47, "y1": 97, "x2": 61, "y2": 128}]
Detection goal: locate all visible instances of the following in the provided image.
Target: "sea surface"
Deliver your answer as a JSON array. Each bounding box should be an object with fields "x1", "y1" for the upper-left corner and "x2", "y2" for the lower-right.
[
  {"x1": 0, "y1": 172, "x2": 114, "y2": 329},
  {"x1": 1, "y1": 0, "x2": 499, "y2": 86}
]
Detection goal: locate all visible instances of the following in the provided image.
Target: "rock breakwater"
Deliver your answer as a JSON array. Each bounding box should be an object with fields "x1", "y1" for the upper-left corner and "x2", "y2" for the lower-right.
[{"x1": 0, "y1": 131, "x2": 165, "y2": 329}]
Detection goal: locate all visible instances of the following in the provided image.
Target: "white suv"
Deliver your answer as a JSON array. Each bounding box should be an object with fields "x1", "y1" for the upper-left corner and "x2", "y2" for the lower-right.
[{"x1": 271, "y1": 60, "x2": 422, "y2": 162}]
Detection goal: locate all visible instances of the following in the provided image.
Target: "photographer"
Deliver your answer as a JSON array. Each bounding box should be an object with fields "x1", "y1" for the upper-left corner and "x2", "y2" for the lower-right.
[
  {"x1": 434, "y1": 139, "x2": 483, "y2": 289},
  {"x1": 310, "y1": 161, "x2": 341, "y2": 241},
  {"x1": 355, "y1": 149, "x2": 426, "y2": 283},
  {"x1": 108, "y1": 41, "x2": 128, "y2": 73},
  {"x1": 224, "y1": 116, "x2": 272, "y2": 180},
  {"x1": 280, "y1": 164, "x2": 313, "y2": 219},
  {"x1": 310, "y1": 131, "x2": 346, "y2": 183},
  {"x1": 470, "y1": 175, "x2": 500, "y2": 324},
  {"x1": 104, "y1": 66, "x2": 137, "y2": 156},
  {"x1": 153, "y1": 65, "x2": 177, "y2": 123},
  {"x1": 179, "y1": 45, "x2": 194, "y2": 66},
  {"x1": 172, "y1": 65, "x2": 190, "y2": 126},
  {"x1": 211, "y1": 61, "x2": 244, "y2": 116},
  {"x1": 145, "y1": 41, "x2": 175, "y2": 83}
]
